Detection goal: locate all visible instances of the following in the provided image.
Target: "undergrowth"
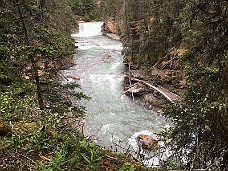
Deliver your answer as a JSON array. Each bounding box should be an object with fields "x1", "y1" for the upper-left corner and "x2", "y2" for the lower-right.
[{"x1": 0, "y1": 119, "x2": 159, "y2": 171}]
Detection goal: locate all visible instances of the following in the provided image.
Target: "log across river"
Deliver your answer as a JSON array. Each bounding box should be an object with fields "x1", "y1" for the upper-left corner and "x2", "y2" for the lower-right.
[{"x1": 62, "y1": 22, "x2": 169, "y2": 166}]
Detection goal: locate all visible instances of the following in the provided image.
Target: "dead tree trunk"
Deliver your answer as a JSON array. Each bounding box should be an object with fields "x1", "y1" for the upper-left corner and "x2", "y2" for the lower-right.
[{"x1": 131, "y1": 78, "x2": 175, "y2": 103}]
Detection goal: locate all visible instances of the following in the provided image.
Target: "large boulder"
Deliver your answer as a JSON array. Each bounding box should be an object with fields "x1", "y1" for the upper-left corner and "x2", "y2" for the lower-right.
[
  {"x1": 136, "y1": 134, "x2": 160, "y2": 149},
  {"x1": 128, "y1": 130, "x2": 161, "y2": 166}
]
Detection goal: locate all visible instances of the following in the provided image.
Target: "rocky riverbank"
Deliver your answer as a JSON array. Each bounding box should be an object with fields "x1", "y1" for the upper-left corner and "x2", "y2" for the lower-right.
[{"x1": 102, "y1": 18, "x2": 185, "y2": 110}]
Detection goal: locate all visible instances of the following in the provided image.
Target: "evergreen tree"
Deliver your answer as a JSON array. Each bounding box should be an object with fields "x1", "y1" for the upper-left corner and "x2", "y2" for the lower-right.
[
  {"x1": 69, "y1": 0, "x2": 101, "y2": 21},
  {"x1": 0, "y1": 0, "x2": 88, "y2": 121},
  {"x1": 161, "y1": 0, "x2": 228, "y2": 170}
]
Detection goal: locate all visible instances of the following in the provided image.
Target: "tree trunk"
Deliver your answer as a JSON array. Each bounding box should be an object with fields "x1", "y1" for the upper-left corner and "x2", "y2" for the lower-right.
[
  {"x1": 15, "y1": 0, "x2": 44, "y2": 110},
  {"x1": 39, "y1": 0, "x2": 46, "y2": 10}
]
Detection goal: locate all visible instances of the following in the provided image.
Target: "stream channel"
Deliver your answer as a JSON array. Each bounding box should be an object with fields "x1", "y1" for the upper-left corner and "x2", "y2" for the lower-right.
[{"x1": 62, "y1": 22, "x2": 168, "y2": 166}]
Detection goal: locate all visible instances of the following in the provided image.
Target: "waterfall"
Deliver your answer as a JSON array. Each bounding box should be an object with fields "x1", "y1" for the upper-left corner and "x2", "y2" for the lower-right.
[{"x1": 71, "y1": 22, "x2": 103, "y2": 38}]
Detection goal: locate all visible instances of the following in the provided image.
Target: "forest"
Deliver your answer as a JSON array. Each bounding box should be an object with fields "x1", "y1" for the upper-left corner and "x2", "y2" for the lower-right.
[{"x1": 0, "y1": 0, "x2": 227, "y2": 170}]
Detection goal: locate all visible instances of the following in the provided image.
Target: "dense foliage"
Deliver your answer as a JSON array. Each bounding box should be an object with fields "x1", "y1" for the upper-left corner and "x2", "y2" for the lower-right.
[
  {"x1": 101, "y1": 0, "x2": 184, "y2": 70},
  {"x1": 162, "y1": 1, "x2": 228, "y2": 170},
  {"x1": 69, "y1": 0, "x2": 101, "y2": 21},
  {"x1": 0, "y1": 0, "x2": 81, "y2": 117},
  {"x1": 102, "y1": 0, "x2": 228, "y2": 170},
  {"x1": 0, "y1": 0, "x2": 94, "y2": 170}
]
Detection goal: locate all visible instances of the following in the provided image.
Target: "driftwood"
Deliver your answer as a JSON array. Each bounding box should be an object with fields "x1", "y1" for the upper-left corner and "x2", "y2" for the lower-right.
[
  {"x1": 123, "y1": 83, "x2": 145, "y2": 95},
  {"x1": 131, "y1": 78, "x2": 175, "y2": 103}
]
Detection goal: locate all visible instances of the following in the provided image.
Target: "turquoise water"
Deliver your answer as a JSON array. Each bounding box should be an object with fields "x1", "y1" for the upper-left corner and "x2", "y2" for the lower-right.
[{"x1": 64, "y1": 22, "x2": 167, "y2": 155}]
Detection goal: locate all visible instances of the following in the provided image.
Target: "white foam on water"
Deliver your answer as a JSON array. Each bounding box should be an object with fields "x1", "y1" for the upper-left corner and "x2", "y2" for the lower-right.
[
  {"x1": 88, "y1": 73, "x2": 116, "y2": 83},
  {"x1": 76, "y1": 44, "x2": 123, "y2": 50},
  {"x1": 78, "y1": 45, "x2": 100, "y2": 50},
  {"x1": 100, "y1": 45, "x2": 123, "y2": 50},
  {"x1": 100, "y1": 124, "x2": 114, "y2": 134}
]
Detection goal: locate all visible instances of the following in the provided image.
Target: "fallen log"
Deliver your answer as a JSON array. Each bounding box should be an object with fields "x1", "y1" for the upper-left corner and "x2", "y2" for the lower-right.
[{"x1": 131, "y1": 78, "x2": 175, "y2": 103}]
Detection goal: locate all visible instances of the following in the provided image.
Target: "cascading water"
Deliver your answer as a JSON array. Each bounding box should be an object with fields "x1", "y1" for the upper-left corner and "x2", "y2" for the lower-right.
[
  {"x1": 71, "y1": 22, "x2": 103, "y2": 37},
  {"x1": 63, "y1": 22, "x2": 169, "y2": 167}
]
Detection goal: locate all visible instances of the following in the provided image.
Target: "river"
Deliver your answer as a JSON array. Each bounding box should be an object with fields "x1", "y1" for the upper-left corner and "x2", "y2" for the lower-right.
[{"x1": 63, "y1": 22, "x2": 168, "y2": 166}]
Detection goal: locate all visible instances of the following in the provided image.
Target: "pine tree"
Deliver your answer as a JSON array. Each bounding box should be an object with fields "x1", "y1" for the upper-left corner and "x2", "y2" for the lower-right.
[
  {"x1": 161, "y1": 0, "x2": 228, "y2": 169},
  {"x1": 0, "y1": 0, "x2": 88, "y2": 121}
]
